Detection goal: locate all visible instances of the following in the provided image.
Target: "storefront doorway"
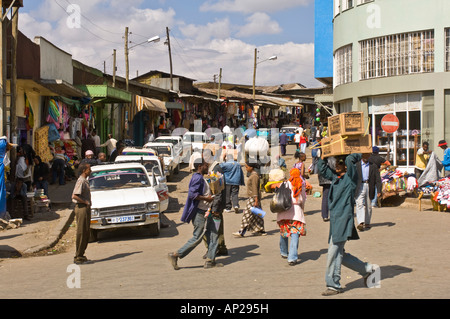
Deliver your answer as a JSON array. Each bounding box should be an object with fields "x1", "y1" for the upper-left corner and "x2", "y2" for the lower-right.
[{"x1": 369, "y1": 93, "x2": 422, "y2": 172}]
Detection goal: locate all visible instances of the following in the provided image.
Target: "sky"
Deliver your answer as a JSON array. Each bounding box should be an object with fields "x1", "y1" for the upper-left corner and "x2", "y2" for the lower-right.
[{"x1": 19, "y1": 0, "x2": 322, "y2": 88}]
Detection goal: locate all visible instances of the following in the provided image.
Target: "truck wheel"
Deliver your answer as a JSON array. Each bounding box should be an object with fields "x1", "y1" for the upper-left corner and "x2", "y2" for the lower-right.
[
  {"x1": 89, "y1": 229, "x2": 98, "y2": 242},
  {"x1": 148, "y1": 219, "x2": 160, "y2": 237}
]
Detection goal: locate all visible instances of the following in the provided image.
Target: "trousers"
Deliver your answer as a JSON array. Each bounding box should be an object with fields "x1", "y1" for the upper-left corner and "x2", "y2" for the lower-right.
[{"x1": 74, "y1": 203, "x2": 91, "y2": 260}]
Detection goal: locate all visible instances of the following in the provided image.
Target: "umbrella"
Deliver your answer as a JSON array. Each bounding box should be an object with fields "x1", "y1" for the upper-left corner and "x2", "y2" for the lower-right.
[{"x1": 244, "y1": 128, "x2": 257, "y2": 138}]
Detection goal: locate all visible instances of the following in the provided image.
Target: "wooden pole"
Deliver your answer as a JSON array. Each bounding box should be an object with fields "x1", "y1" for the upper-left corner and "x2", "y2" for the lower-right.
[
  {"x1": 252, "y1": 48, "x2": 257, "y2": 100},
  {"x1": 217, "y1": 68, "x2": 222, "y2": 100},
  {"x1": 166, "y1": 27, "x2": 173, "y2": 90},
  {"x1": 0, "y1": 0, "x2": 5, "y2": 136},
  {"x1": 112, "y1": 49, "x2": 116, "y2": 87},
  {"x1": 125, "y1": 27, "x2": 129, "y2": 91}
]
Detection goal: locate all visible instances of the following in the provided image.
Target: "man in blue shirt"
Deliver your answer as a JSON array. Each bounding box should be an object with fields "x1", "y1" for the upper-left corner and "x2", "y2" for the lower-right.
[
  {"x1": 220, "y1": 153, "x2": 245, "y2": 213},
  {"x1": 438, "y1": 140, "x2": 450, "y2": 176},
  {"x1": 355, "y1": 153, "x2": 382, "y2": 231}
]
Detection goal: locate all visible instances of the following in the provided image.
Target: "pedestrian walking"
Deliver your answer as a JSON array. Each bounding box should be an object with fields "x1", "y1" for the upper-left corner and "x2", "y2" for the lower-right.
[
  {"x1": 279, "y1": 130, "x2": 288, "y2": 156},
  {"x1": 220, "y1": 153, "x2": 245, "y2": 214},
  {"x1": 293, "y1": 151, "x2": 307, "y2": 178},
  {"x1": 202, "y1": 157, "x2": 228, "y2": 257},
  {"x1": 369, "y1": 146, "x2": 387, "y2": 208},
  {"x1": 168, "y1": 159, "x2": 221, "y2": 270},
  {"x1": 318, "y1": 154, "x2": 377, "y2": 296},
  {"x1": 310, "y1": 137, "x2": 321, "y2": 174},
  {"x1": 299, "y1": 131, "x2": 308, "y2": 154},
  {"x1": 100, "y1": 133, "x2": 117, "y2": 158},
  {"x1": 318, "y1": 156, "x2": 335, "y2": 222},
  {"x1": 293, "y1": 131, "x2": 301, "y2": 150},
  {"x1": 277, "y1": 168, "x2": 306, "y2": 266},
  {"x1": 91, "y1": 129, "x2": 101, "y2": 155},
  {"x1": 232, "y1": 162, "x2": 266, "y2": 237},
  {"x1": 51, "y1": 145, "x2": 66, "y2": 185},
  {"x1": 71, "y1": 162, "x2": 92, "y2": 265},
  {"x1": 355, "y1": 153, "x2": 382, "y2": 231}
]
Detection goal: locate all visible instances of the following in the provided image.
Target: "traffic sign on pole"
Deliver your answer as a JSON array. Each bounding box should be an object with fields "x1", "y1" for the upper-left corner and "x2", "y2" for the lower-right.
[{"x1": 381, "y1": 114, "x2": 400, "y2": 134}]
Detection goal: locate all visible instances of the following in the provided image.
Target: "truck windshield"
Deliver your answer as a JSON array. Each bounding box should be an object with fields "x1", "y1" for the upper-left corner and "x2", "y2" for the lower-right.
[
  {"x1": 150, "y1": 146, "x2": 172, "y2": 156},
  {"x1": 89, "y1": 168, "x2": 150, "y2": 190}
]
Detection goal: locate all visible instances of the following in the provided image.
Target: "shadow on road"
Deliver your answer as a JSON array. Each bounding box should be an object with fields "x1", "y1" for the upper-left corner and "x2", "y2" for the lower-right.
[
  {"x1": 90, "y1": 251, "x2": 143, "y2": 264},
  {"x1": 298, "y1": 248, "x2": 328, "y2": 264},
  {"x1": 345, "y1": 264, "x2": 413, "y2": 291},
  {"x1": 217, "y1": 244, "x2": 260, "y2": 266}
]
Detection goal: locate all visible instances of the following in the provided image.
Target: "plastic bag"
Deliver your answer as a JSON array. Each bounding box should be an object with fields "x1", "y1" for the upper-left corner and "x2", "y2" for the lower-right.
[{"x1": 270, "y1": 182, "x2": 292, "y2": 213}]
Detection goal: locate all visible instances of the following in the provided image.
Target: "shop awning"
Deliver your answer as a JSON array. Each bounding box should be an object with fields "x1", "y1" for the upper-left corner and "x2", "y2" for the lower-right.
[
  {"x1": 40, "y1": 79, "x2": 87, "y2": 98},
  {"x1": 136, "y1": 95, "x2": 167, "y2": 113},
  {"x1": 76, "y1": 84, "x2": 132, "y2": 103}
]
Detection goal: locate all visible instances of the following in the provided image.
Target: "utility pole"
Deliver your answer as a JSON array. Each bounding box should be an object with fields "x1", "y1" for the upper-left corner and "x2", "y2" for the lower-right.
[
  {"x1": 217, "y1": 68, "x2": 222, "y2": 100},
  {"x1": 166, "y1": 26, "x2": 173, "y2": 90},
  {"x1": 10, "y1": 6, "x2": 18, "y2": 146},
  {"x1": 0, "y1": 0, "x2": 5, "y2": 137},
  {"x1": 125, "y1": 26, "x2": 129, "y2": 91},
  {"x1": 112, "y1": 49, "x2": 116, "y2": 87},
  {"x1": 252, "y1": 48, "x2": 257, "y2": 100}
]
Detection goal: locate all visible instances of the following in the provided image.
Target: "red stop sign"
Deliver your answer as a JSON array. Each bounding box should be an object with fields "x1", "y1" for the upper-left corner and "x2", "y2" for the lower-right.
[{"x1": 381, "y1": 114, "x2": 400, "y2": 134}]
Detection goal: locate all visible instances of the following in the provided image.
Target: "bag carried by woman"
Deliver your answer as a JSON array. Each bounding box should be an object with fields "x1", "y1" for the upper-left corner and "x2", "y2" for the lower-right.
[{"x1": 270, "y1": 181, "x2": 292, "y2": 213}]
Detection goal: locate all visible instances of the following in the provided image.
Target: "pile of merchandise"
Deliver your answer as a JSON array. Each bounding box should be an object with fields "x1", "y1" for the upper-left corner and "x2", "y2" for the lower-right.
[
  {"x1": 380, "y1": 168, "x2": 418, "y2": 199},
  {"x1": 418, "y1": 177, "x2": 450, "y2": 210}
]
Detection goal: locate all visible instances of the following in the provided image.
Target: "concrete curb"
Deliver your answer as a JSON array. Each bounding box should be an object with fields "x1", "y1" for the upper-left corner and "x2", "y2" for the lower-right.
[{"x1": 22, "y1": 206, "x2": 75, "y2": 256}]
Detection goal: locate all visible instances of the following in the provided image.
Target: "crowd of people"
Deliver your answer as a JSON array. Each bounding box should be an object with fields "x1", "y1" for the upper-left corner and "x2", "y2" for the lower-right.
[
  {"x1": 167, "y1": 123, "x2": 382, "y2": 296},
  {"x1": 5, "y1": 131, "x2": 121, "y2": 221}
]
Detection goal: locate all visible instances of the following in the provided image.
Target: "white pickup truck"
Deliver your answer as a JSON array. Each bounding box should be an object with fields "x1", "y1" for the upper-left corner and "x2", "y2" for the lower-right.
[
  {"x1": 88, "y1": 162, "x2": 167, "y2": 241},
  {"x1": 143, "y1": 142, "x2": 180, "y2": 181}
]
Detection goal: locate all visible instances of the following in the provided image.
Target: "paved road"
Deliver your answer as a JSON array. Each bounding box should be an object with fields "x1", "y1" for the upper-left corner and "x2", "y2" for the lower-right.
[{"x1": 1, "y1": 144, "x2": 449, "y2": 303}]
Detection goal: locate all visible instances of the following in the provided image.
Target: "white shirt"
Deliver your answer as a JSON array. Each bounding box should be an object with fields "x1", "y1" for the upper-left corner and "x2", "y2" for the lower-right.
[
  {"x1": 93, "y1": 135, "x2": 101, "y2": 147},
  {"x1": 197, "y1": 178, "x2": 212, "y2": 211},
  {"x1": 294, "y1": 133, "x2": 301, "y2": 143},
  {"x1": 16, "y1": 157, "x2": 31, "y2": 179}
]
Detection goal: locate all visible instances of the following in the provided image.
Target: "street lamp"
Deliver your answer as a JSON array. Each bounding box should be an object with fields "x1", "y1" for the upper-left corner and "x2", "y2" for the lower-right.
[
  {"x1": 125, "y1": 31, "x2": 160, "y2": 90},
  {"x1": 252, "y1": 48, "x2": 277, "y2": 99}
]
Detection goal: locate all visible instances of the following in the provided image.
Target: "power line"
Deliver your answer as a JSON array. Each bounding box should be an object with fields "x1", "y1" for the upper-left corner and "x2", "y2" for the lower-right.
[
  {"x1": 61, "y1": 0, "x2": 124, "y2": 35},
  {"x1": 53, "y1": 0, "x2": 122, "y2": 45}
]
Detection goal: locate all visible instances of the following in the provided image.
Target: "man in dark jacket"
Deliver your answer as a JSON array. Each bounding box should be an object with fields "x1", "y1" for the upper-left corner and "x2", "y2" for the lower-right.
[
  {"x1": 355, "y1": 153, "x2": 382, "y2": 231},
  {"x1": 318, "y1": 153, "x2": 376, "y2": 296},
  {"x1": 168, "y1": 159, "x2": 220, "y2": 270},
  {"x1": 279, "y1": 130, "x2": 288, "y2": 156}
]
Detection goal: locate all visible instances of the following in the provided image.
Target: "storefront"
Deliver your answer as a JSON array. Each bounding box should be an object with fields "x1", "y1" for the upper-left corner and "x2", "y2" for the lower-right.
[{"x1": 369, "y1": 92, "x2": 430, "y2": 172}]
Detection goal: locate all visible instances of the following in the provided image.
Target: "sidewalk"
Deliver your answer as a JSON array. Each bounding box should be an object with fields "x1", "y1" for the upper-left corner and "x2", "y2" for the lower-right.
[{"x1": 0, "y1": 179, "x2": 76, "y2": 258}]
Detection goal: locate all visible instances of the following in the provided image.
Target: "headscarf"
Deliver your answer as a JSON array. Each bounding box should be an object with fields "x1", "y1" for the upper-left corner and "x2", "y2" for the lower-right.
[{"x1": 289, "y1": 168, "x2": 303, "y2": 198}]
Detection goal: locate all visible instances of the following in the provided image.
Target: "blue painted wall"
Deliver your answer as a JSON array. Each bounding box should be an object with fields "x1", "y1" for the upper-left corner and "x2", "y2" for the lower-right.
[{"x1": 314, "y1": 0, "x2": 334, "y2": 80}]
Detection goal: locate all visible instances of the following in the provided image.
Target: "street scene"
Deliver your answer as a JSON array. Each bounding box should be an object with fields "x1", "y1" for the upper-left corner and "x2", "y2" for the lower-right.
[{"x1": 0, "y1": 0, "x2": 450, "y2": 306}]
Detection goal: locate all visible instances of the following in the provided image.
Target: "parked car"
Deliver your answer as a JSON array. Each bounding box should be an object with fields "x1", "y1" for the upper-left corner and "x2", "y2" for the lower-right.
[
  {"x1": 88, "y1": 162, "x2": 165, "y2": 241},
  {"x1": 121, "y1": 147, "x2": 158, "y2": 156},
  {"x1": 281, "y1": 126, "x2": 299, "y2": 144},
  {"x1": 114, "y1": 155, "x2": 169, "y2": 211},
  {"x1": 144, "y1": 142, "x2": 181, "y2": 180},
  {"x1": 257, "y1": 128, "x2": 278, "y2": 145},
  {"x1": 154, "y1": 135, "x2": 189, "y2": 160}
]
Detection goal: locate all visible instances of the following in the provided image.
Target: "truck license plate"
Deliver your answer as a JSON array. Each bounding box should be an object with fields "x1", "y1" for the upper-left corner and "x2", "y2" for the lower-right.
[{"x1": 110, "y1": 216, "x2": 135, "y2": 223}]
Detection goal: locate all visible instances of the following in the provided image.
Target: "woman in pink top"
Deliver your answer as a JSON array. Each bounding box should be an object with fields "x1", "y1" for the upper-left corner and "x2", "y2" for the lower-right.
[{"x1": 277, "y1": 168, "x2": 306, "y2": 266}]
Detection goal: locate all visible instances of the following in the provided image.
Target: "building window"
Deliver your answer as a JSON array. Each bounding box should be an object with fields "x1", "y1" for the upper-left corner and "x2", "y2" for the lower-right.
[
  {"x1": 334, "y1": 0, "x2": 340, "y2": 17},
  {"x1": 342, "y1": 0, "x2": 353, "y2": 11},
  {"x1": 334, "y1": 44, "x2": 352, "y2": 87},
  {"x1": 360, "y1": 30, "x2": 434, "y2": 80},
  {"x1": 446, "y1": 28, "x2": 450, "y2": 71}
]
